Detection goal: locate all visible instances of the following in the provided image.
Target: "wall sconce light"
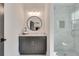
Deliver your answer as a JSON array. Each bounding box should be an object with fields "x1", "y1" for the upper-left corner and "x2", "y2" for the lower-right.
[{"x1": 28, "y1": 11, "x2": 41, "y2": 16}]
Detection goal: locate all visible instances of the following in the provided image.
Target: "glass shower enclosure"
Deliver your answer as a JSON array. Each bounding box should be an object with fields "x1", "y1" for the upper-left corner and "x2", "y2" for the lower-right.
[{"x1": 54, "y1": 3, "x2": 79, "y2": 56}]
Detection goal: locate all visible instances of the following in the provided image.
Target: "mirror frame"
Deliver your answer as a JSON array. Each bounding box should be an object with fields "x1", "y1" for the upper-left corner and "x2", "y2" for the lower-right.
[{"x1": 27, "y1": 16, "x2": 42, "y2": 31}]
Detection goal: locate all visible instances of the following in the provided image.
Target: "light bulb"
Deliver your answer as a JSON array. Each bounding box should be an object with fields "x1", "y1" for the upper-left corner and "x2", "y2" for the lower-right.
[{"x1": 28, "y1": 11, "x2": 41, "y2": 16}]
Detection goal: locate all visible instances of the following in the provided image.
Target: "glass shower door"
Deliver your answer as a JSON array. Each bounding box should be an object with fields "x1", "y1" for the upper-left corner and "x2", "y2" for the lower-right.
[
  {"x1": 54, "y1": 3, "x2": 79, "y2": 56},
  {"x1": 71, "y1": 4, "x2": 79, "y2": 55}
]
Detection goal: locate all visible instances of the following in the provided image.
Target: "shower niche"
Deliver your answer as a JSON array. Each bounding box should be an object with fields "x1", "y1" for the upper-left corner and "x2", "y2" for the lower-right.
[{"x1": 19, "y1": 4, "x2": 49, "y2": 55}]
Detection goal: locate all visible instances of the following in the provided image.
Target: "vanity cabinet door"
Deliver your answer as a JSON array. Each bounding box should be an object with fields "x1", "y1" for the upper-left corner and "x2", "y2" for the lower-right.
[{"x1": 19, "y1": 36, "x2": 47, "y2": 55}]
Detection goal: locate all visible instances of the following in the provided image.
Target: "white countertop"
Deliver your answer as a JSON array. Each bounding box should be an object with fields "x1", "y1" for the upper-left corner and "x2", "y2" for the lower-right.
[{"x1": 19, "y1": 32, "x2": 47, "y2": 36}]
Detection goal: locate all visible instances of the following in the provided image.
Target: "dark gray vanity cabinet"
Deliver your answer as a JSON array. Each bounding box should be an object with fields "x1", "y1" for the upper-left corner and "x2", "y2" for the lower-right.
[{"x1": 19, "y1": 36, "x2": 47, "y2": 55}]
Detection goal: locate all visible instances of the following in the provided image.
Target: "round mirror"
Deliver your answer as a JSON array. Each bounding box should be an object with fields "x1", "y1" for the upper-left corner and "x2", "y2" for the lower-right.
[{"x1": 27, "y1": 16, "x2": 42, "y2": 31}]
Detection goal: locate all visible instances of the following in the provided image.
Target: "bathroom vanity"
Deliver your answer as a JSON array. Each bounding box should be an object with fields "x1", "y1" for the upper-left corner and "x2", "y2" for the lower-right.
[{"x1": 19, "y1": 35, "x2": 47, "y2": 55}]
